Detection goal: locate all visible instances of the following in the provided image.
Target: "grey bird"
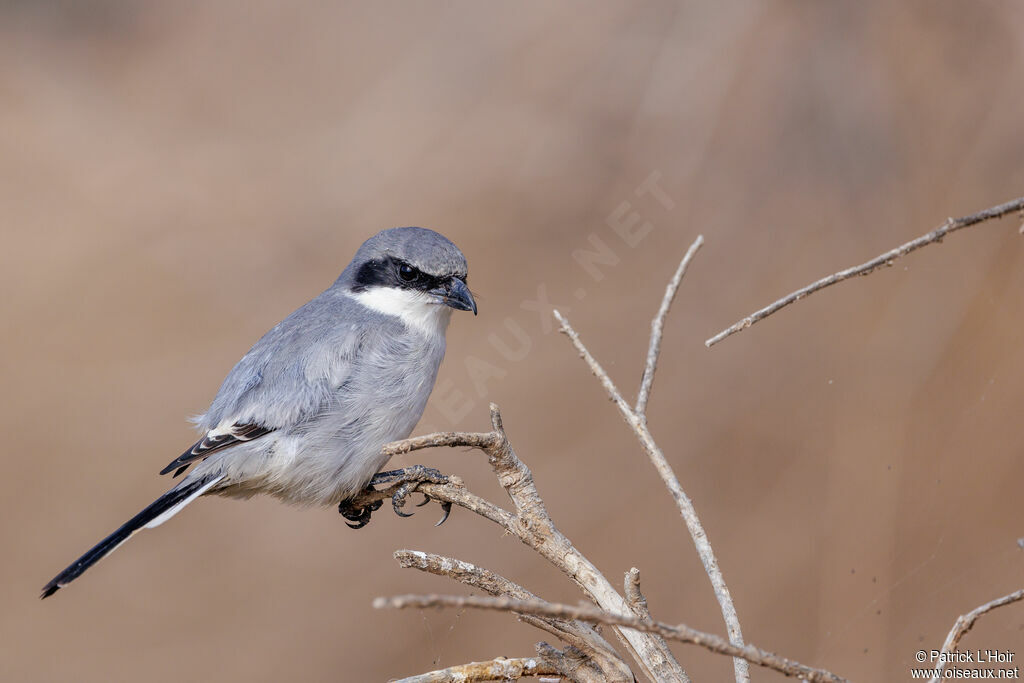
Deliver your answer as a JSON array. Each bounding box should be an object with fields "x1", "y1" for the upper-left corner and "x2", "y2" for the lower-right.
[{"x1": 42, "y1": 227, "x2": 476, "y2": 598}]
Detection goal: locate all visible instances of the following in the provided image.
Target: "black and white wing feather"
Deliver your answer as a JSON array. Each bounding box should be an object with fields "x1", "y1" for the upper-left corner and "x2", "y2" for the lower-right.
[{"x1": 160, "y1": 422, "x2": 275, "y2": 476}]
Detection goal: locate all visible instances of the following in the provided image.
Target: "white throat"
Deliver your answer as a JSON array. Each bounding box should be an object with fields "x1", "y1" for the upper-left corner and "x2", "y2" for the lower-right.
[{"x1": 346, "y1": 287, "x2": 452, "y2": 337}]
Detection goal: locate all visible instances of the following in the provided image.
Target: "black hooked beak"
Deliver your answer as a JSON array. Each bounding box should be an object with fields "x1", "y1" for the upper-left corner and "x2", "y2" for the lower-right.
[{"x1": 433, "y1": 277, "x2": 477, "y2": 315}]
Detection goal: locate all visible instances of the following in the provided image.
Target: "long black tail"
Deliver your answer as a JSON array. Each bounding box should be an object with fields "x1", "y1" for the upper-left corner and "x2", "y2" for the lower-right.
[{"x1": 41, "y1": 476, "x2": 221, "y2": 599}]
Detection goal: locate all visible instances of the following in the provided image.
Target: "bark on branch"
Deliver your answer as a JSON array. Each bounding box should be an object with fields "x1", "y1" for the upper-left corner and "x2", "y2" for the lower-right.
[{"x1": 390, "y1": 656, "x2": 559, "y2": 683}]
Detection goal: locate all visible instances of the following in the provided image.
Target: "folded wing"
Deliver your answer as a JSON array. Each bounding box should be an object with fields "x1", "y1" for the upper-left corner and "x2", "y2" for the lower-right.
[{"x1": 160, "y1": 422, "x2": 275, "y2": 476}]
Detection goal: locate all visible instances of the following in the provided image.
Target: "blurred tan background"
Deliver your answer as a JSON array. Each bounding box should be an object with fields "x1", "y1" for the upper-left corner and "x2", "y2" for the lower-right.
[{"x1": 3, "y1": 2, "x2": 1024, "y2": 681}]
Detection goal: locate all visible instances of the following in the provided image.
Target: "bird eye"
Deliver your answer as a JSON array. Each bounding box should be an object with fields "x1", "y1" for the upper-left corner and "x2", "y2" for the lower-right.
[{"x1": 398, "y1": 263, "x2": 419, "y2": 282}]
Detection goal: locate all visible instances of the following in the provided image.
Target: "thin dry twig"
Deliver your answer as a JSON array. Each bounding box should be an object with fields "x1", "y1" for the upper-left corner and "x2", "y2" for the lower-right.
[
  {"x1": 928, "y1": 589, "x2": 1024, "y2": 683},
  {"x1": 394, "y1": 550, "x2": 631, "y2": 680},
  {"x1": 624, "y1": 568, "x2": 688, "y2": 683},
  {"x1": 376, "y1": 594, "x2": 849, "y2": 683},
  {"x1": 391, "y1": 656, "x2": 559, "y2": 683},
  {"x1": 636, "y1": 235, "x2": 704, "y2": 417},
  {"x1": 705, "y1": 195, "x2": 1024, "y2": 347},
  {"x1": 361, "y1": 405, "x2": 682, "y2": 682},
  {"x1": 555, "y1": 307, "x2": 750, "y2": 682}
]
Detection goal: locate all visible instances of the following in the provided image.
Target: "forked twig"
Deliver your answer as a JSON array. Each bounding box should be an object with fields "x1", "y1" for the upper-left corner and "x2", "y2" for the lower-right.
[
  {"x1": 376, "y1": 593, "x2": 848, "y2": 683},
  {"x1": 373, "y1": 199, "x2": 1021, "y2": 682},
  {"x1": 555, "y1": 235, "x2": 750, "y2": 682},
  {"x1": 705, "y1": 195, "x2": 1024, "y2": 347},
  {"x1": 928, "y1": 589, "x2": 1024, "y2": 683},
  {"x1": 360, "y1": 405, "x2": 683, "y2": 682},
  {"x1": 394, "y1": 550, "x2": 631, "y2": 679}
]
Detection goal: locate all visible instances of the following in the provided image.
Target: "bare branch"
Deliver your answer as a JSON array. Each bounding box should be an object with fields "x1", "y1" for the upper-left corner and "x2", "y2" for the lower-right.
[
  {"x1": 555, "y1": 310, "x2": 750, "y2": 682},
  {"x1": 394, "y1": 550, "x2": 632, "y2": 680},
  {"x1": 382, "y1": 430, "x2": 499, "y2": 456},
  {"x1": 376, "y1": 593, "x2": 849, "y2": 683},
  {"x1": 705, "y1": 195, "x2": 1024, "y2": 347},
  {"x1": 554, "y1": 311, "x2": 636, "y2": 420},
  {"x1": 377, "y1": 197, "x2": 1023, "y2": 683},
  {"x1": 928, "y1": 589, "x2": 1024, "y2": 683},
  {"x1": 625, "y1": 568, "x2": 688, "y2": 683},
  {"x1": 368, "y1": 405, "x2": 681, "y2": 682},
  {"x1": 636, "y1": 235, "x2": 703, "y2": 418},
  {"x1": 391, "y1": 656, "x2": 558, "y2": 683}
]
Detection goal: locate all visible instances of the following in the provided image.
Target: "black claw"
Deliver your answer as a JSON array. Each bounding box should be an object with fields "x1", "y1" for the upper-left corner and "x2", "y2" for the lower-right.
[
  {"x1": 339, "y1": 496, "x2": 383, "y2": 529},
  {"x1": 415, "y1": 493, "x2": 431, "y2": 507},
  {"x1": 434, "y1": 501, "x2": 452, "y2": 527},
  {"x1": 392, "y1": 482, "x2": 416, "y2": 518},
  {"x1": 392, "y1": 499, "x2": 415, "y2": 517},
  {"x1": 341, "y1": 506, "x2": 372, "y2": 529}
]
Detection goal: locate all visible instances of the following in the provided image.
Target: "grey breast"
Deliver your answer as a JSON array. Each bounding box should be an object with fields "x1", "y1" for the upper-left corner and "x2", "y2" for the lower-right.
[{"x1": 289, "y1": 309, "x2": 446, "y2": 502}]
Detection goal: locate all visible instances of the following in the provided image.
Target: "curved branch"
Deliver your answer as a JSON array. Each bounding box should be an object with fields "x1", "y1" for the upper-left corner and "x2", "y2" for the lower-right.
[
  {"x1": 376, "y1": 593, "x2": 848, "y2": 683},
  {"x1": 928, "y1": 588, "x2": 1024, "y2": 683},
  {"x1": 394, "y1": 550, "x2": 632, "y2": 681},
  {"x1": 637, "y1": 235, "x2": 703, "y2": 417},
  {"x1": 706, "y1": 195, "x2": 1024, "y2": 347}
]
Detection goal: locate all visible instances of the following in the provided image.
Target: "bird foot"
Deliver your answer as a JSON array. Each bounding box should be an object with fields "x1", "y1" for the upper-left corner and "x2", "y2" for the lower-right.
[
  {"x1": 339, "y1": 466, "x2": 453, "y2": 529},
  {"x1": 371, "y1": 465, "x2": 453, "y2": 526}
]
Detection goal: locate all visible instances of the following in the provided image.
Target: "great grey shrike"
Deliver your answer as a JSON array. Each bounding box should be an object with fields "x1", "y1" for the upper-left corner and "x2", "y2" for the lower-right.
[{"x1": 42, "y1": 227, "x2": 476, "y2": 598}]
